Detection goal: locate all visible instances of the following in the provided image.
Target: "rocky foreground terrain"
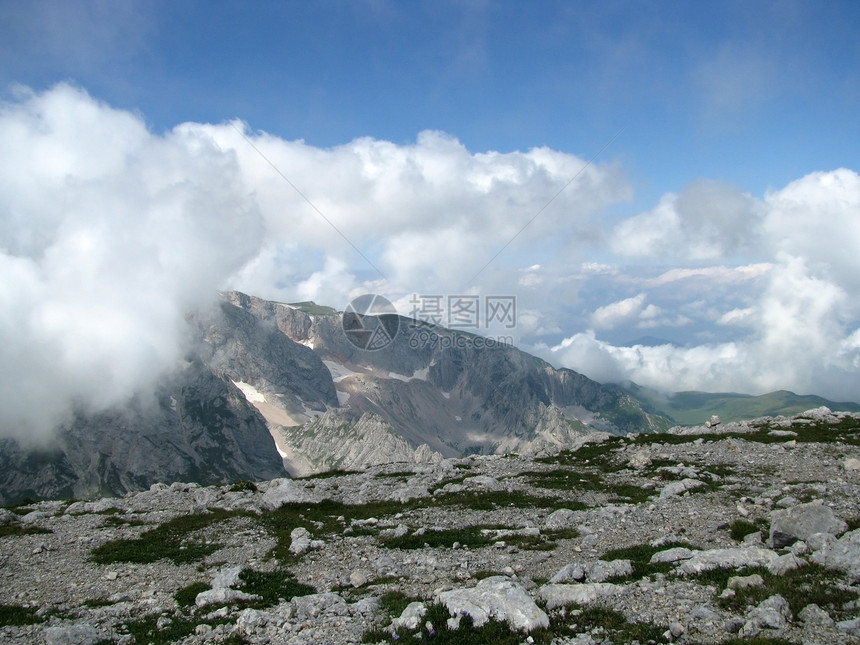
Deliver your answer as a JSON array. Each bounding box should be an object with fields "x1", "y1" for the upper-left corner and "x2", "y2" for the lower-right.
[{"x1": 2, "y1": 407, "x2": 860, "y2": 645}]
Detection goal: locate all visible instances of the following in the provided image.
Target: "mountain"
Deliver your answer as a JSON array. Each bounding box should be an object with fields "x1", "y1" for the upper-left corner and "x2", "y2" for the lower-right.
[
  {"x1": 0, "y1": 291, "x2": 671, "y2": 503},
  {"x1": 623, "y1": 382, "x2": 860, "y2": 426},
  {"x1": 220, "y1": 291, "x2": 671, "y2": 475},
  {"x1": 0, "y1": 359, "x2": 287, "y2": 506}
]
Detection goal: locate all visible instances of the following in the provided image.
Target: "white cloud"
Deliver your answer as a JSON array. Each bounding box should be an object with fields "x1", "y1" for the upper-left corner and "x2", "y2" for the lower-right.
[
  {"x1": 546, "y1": 252, "x2": 860, "y2": 400},
  {"x1": 611, "y1": 180, "x2": 764, "y2": 261},
  {"x1": 590, "y1": 294, "x2": 647, "y2": 330},
  {"x1": 0, "y1": 84, "x2": 264, "y2": 442},
  {"x1": 4, "y1": 83, "x2": 860, "y2": 442}
]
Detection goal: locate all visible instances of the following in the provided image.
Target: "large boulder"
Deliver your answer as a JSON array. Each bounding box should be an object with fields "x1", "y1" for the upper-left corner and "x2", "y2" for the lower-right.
[
  {"x1": 539, "y1": 582, "x2": 621, "y2": 610},
  {"x1": 437, "y1": 576, "x2": 549, "y2": 632},
  {"x1": 769, "y1": 501, "x2": 847, "y2": 548},
  {"x1": 676, "y1": 547, "x2": 779, "y2": 575}
]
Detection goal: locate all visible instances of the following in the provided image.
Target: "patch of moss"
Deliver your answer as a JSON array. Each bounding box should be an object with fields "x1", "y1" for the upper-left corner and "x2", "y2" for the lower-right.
[
  {"x1": 715, "y1": 563, "x2": 859, "y2": 619},
  {"x1": 599, "y1": 541, "x2": 695, "y2": 580},
  {"x1": 381, "y1": 526, "x2": 495, "y2": 550},
  {"x1": 90, "y1": 508, "x2": 250, "y2": 565},
  {"x1": 228, "y1": 480, "x2": 258, "y2": 493},
  {"x1": 237, "y1": 568, "x2": 316, "y2": 607},
  {"x1": 0, "y1": 524, "x2": 52, "y2": 538},
  {"x1": 0, "y1": 604, "x2": 42, "y2": 626},
  {"x1": 174, "y1": 581, "x2": 210, "y2": 608},
  {"x1": 552, "y1": 605, "x2": 665, "y2": 643},
  {"x1": 728, "y1": 517, "x2": 769, "y2": 542},
  {"x1": 295, "y1": 469, "x2": 362, "y2": 480}
]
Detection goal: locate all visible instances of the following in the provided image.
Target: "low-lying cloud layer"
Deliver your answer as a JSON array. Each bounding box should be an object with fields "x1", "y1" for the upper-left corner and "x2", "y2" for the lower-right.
[
  {"x1": 2, "y1": 84, "x2": 859, "y2": 441},
  {"x1": 0, "y1": 85, "x2": 264, "y2": 441}
]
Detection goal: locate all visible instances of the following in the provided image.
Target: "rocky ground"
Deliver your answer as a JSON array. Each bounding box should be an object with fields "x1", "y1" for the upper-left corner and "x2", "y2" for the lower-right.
[{"x1": 1, "y1": 407, "x2": 860, "y2": 645}]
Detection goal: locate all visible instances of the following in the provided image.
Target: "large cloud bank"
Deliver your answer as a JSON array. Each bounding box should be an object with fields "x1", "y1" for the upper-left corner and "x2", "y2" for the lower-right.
[
  {"x1": 2, "y1": 84, "x2": 859, "y2": 443},
  {"x1": 0, "y1": 85, "x2": 264, "y2": 441},
  {"x1": 544, "y1": 170, "x2": 860, "y2": 401},
  {"x1": 0, "y1": 84, "x2": 627, "y2": 441}
]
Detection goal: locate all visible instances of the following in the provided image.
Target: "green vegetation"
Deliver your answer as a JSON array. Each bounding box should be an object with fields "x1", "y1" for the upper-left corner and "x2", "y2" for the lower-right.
[
  {"x1": 361, "y1": 589, "x2": 669, "y2": 645},
  {"x1": 714, "y1": 563, "x2": 858, "y2": 619},
  {"x1": 0, "y1": 604, "x2": 42, "y2": 626},
  {"x1": 623, "y1": 383, "x2": 860, "y2": 426},
  {"x1": 382, "y1": 526, "x2": 495, "y2": 550},
  {"x1": 522, "y1": 467, "x2": 652, "y2": 505},
  {"x1": 228, "y1": 480, "x2": 258, "y2": 493},
  {"x1": 362, "y1": 600, "x2": 554, "y2": 645},
  {"x1": 90, "y1": 509, "x2": 249, "y2": 565},
  {"x1": 553, "y1": 605, "x2": 665, "y2": 643},
  {"x1": 287, "y1": 301, "x2": 339, "y2": 316},
  {"x1": 537, "y1": 437, "x2": 625, "y2": 469},
  {"x1": 82, "y1": 597, "x2": 114, "y2": 608},
  {"x1": 295, "y1": 469, "x2": 362, "y2": 480},
  {"x1": 374, "y1": 470, "x2": 415, "y2": 480},
  {"x1": 0, "y1": 524, "x2": 52, "y2": 538},
  {"x1": 599, "y1": 541, "x2": 696, "y2": 580},
  {"x1": 718, "y1": 638, "x2": 799, "y2": 645},
  {"x1": 174, "y1": 581, "x2": 210, "y2": 608},
  {"x1": 728, "y1": 517, "x2": 769, "y2": 542},
  {"x1": 237, "y1": 568, "x2": 315, "y2": 606},
  {"x1": 119, "y1": 615, "x2": 210, "y2": 644}
]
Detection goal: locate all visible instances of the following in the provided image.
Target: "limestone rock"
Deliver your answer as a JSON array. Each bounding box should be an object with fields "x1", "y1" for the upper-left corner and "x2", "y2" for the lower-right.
[
  {"x1": 392, "y1": 601, "x2": 427, "y2": 631},
  {"x1": 741, "y1": 594, "x2": 791, "y2": 637},
  {"x1": 649, "y1": 547, "x2": 696, "y2": 564},
  {"x1": 585, "y1": 559, "x2": 632, "y2": 582},
  {"x1": 539, "y1": 583, "x2": 621, "y2": 610},
  {"x1": 769, "y1": 501, "x2": 848, "y2": 548},
  {"x1": 660, "y1": 478, "x2": 705, "y2": 498},
  {"x1": 544, "y1": 508, "x2": 580, "y2": 530},
  {"x1": 797, "y1": 603, "x2": 834, "y2": 626},
  {"x1": 549, "y1": 563, "x2": 586, "y2": 584},
  {"x1": 437, "y1": 576, "x2": 549, "y2": 631},
  {"x1": 44, "y1": 625, "x2": 111, "y2": 645},
  {"x1": 676, "y1": 547, "x2": 779, "y2": 575}
]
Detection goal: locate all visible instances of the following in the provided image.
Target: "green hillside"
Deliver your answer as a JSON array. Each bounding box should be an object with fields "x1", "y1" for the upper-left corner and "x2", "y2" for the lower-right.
[{"x1": 623, "y1": 383, "x2": 860, "y2": 426}]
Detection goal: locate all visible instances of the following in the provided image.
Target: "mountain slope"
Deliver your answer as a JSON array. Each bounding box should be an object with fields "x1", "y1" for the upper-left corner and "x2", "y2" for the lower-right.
[
  {"x1": 0, "y1": 359, "x2": 287, "y2": 505},
  {"x1": 624, "y1": 382, "x2": 860, "y2": 425},
  {"x1": 222, "y1": 292, "x2": 672, "y2": 471}
]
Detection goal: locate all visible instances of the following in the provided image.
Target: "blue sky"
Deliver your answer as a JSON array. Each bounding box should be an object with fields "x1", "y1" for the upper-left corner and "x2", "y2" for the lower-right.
[{"x1": 1, "y1": 0, "x2": 860, "y2": 436}]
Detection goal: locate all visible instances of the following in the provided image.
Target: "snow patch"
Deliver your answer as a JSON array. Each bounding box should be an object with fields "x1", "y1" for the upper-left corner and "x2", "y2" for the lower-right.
[
  {"x1": 442, "y1": 391, "x2": 451, "y2": 399},
  {"x1": 388, "y1": 367, "x2": 430, "y2": 382},
  {"x1": 232, "y1": 381, "x2": 266, "y2": 403},
  {"x1": 455, "y1": 416, "x2": 462, "y2": 422},
  {"x1": 323, "y1": 361, "x2": 358, "y2": 383},
  {"x1": 337, "y1": 391, "x2": 351, "y2": 405}
]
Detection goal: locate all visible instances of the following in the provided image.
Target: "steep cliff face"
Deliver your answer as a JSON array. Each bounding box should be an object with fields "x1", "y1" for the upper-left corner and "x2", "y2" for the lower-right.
[
  {"x1": 0, "y1": 359, "x2": 286, "y2": 505},
  {"x1": 222, "y1": 292, "x2": 671, "y2": 466},
  {"x1": 275, "y1": 409, "x2": 442, "y2": 476},
  {"x1": 0, "y1": 291, "x2": 671, "y2": 502}
]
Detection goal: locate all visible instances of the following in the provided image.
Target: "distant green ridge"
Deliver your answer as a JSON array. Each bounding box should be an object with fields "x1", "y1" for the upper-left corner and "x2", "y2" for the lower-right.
[
  {"x1": 287, "y1": 301, "x2": 339, "y2": 316},
  {"x1": 623, "y1": 383, "x2": 860, "y2": 426}
]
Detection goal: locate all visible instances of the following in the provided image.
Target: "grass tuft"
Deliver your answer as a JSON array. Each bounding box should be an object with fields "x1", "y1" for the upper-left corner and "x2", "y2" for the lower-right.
[
  {"x1": 90, "y1": 509, "x2": 249, "y2": 565},
  {"x1": 0, "y1": 604, "x2": 42, "y2": 627}
]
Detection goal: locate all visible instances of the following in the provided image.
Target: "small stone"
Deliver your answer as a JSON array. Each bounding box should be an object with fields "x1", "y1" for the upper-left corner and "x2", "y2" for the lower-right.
[
  {"x1": 843, "y1": 458, "x2": 860, "y2": 471},
  {"x1": 728, "y1": 573, "x2": 764, "y2": 590},
  {"x1": 392, "y1": 601, "x2": 426, "y2": 631},
  {"x1": 349, "y1": 569, "x2": 369, "y2": 588},
  {"x1": 798, "y1": 603, "x2": 834, "y2": 626}
]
